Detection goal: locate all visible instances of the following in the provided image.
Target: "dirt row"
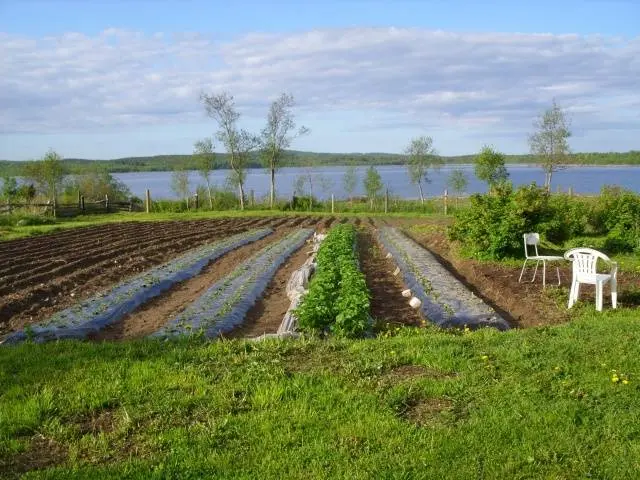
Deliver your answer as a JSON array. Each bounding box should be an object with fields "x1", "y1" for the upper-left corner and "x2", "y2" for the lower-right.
[{"x1": 0, "y1": 216, "x2": 322, "y2": 336}]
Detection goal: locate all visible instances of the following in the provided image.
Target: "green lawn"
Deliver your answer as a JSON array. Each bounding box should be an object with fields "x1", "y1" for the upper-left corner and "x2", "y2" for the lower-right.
[{"x1": 2, "y1": 307, "x2": 639, "y2": 479}]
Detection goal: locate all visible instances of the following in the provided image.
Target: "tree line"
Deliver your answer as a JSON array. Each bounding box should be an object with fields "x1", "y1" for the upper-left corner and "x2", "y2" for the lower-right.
[{"x1": 1, "y1": 98, "x2": 634, "y2": 209}]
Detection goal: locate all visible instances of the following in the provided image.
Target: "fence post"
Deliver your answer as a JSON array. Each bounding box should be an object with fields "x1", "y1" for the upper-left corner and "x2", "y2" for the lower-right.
[
  {"x1": 81, "y1": 195, "x2": 85, "y2": 212},
  {"x1": 384, "y1": 188, "x2": 389, "y2": 214},
  {"x1": 444, "y1": 189, "x2": 448, "y2": 215},
  {"x1": 331, "y1": 194, "x2": 334, "y2": 214},
  {"x1": 105, "y1": 194, "x2": 109, "y2": 213},
  {"x1": 145, "y1": 189, "x2": 151, "y2": 213}
]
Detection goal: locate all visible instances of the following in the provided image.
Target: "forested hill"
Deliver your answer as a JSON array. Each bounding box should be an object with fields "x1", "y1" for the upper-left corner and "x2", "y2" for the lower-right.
[{"x1": 1, "y1": 150, "x2": 639, "y2": 176}]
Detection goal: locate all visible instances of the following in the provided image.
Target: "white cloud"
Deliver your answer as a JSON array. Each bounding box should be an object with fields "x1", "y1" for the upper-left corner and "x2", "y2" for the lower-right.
[{"x1": 0, "y1": 27, "x2": 639, "y2": 142}]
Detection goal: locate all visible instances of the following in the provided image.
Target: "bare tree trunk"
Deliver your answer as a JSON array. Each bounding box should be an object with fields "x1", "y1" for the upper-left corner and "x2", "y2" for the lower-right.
[
  {"x1": 270, "y1": 167, "x2": 275, "y2": 209},
  {"x1": 206, "y1": 179, "x2": 213, "y2": 209},
  {"x1": 238, "y1": 182, "x2": 245, "y2": 210},
  {"x1": 418, "y1": 182, "x2": 424, "y2": 205},
  {"x1": 544, "y1": 170, "x2": 552, "y2": 192}
]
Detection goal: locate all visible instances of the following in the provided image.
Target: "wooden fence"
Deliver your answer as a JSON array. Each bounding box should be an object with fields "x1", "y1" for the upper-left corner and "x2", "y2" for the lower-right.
[{"x1": 1, "y1": 195, "x2": 142, "y2": 217}]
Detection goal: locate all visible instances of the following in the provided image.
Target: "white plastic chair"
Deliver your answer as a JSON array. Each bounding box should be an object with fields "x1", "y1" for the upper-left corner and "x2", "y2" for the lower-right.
[
  {"x1": 518, "y1": 233, "x2": 564, "y2": 288},
  {"x1": 564, "y1": 248, "x2": 617, "y2": 311}
]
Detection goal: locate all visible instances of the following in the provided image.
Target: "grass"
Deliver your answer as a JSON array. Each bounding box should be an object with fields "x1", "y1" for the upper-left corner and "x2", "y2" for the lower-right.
[{"x1": 1, "y1": 307, "x2": 640, "y2": 479}]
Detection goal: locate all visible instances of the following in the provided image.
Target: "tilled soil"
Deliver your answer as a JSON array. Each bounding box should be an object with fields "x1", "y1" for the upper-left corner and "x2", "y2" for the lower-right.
[
  {"x1": 0, "y1": 216, "x2": 317, "y2": 336},
  {"x1": 404, "y1": 223, "x2": 640, "y2": 327},
  {"x1": 225, "y1": 236, "x2": 316, "y2": 339},
  {"x1": 400, "y1": 224, "x2": 568, "y2": 328},
  {"x1": 92, "y1": 228, "x2": 295, "y2": 340},
  {"x1": 357, "y1": 227, "x2": 424, "y2": 327}
]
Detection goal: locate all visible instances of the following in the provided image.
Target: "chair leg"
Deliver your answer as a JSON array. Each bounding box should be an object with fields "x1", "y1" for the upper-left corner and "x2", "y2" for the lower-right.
[
  {"x1": 518, "y1": 260, "x2": 528, "y2": 283},
  {"x1": 568, "y1": 280, "x2": 577, "y2": 308},
  {"x1": 531, "y1": 260, "x2": 540, "y2": 283},
  {"x1": 595, "y1": 282, "x2": 603, "y2": 312},
  {"x1": 611, "y1": 279, "x2": 617, "y2": 309},
  {"x1": 556, "y1": 266, "x2": 561, "y2": 286},
  {"x1": 542, "y1": 261, "x2": 547, "y2": 289}
]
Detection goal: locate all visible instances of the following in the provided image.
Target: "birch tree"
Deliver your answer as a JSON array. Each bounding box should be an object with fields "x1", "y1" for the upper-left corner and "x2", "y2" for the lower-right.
[
  {"x1": 405, "y1": 136, "x2": 442, "y2": 204},
  {"x1": 200, "y1": 92, "x2": 258, "y2": 210},
  {"x1": 261, "y1": 93, "x2": 309, "y2": 208},
  {"x1": 193, "y1": 138, "x2": 215, "y2": 209},
  {"x1": 529, "y1": 100, "x2": 571, "y2": 191}
]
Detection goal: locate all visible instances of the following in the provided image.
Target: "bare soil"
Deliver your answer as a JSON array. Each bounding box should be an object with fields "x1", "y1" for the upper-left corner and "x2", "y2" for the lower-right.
[
  {"x1": 225, "y1": 235, "x2": 316, "y2": 339},
  {"x1": 0, "y1": 217, "x2": 313, "y2": 336},
  {"x1": 357, "y1": 227, "x2": 424, "y2": 327},
  {"x1": 92, "y1": 228, "x2": 293, "y2": 340},
  {"x1": 389, "y1": 218, "x2": 640, "y2": 327}
]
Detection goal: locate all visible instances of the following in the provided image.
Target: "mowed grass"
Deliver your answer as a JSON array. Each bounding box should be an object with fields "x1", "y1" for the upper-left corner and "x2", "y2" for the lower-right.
[{"x1": 2, "y1": 308, "x2": 640, "y2": 478}]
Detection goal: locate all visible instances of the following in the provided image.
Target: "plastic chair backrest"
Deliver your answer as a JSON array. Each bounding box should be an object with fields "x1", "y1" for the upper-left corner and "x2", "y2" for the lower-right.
[
  {"x1": 564, "y1": 248, "x2": 612, "y2": 278},
  {"x1": 523, "y1": 233, "x2": 540, "y2": 258}
]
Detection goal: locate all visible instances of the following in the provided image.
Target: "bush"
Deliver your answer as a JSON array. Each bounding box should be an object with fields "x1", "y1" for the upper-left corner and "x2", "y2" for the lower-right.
[
  {"x1": 449, "y1": 183, "x2": 591, "y2": 260},
  {"x1": 592, "y1": 187, "x2": 640, "y2": 253}
]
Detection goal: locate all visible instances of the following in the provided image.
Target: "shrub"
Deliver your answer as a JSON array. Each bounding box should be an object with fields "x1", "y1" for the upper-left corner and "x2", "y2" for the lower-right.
[
  {"x1": 449, "y1": 183, "x2": 591, "y2": 259},
  {"x1": 592, "y1": 186, "x2": 640, "y2": 252}
]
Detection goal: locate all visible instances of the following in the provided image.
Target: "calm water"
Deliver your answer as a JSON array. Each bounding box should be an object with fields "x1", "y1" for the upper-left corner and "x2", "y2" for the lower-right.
[{"x1": 114, "y1": 165, "x2": 640, "y2": 200}]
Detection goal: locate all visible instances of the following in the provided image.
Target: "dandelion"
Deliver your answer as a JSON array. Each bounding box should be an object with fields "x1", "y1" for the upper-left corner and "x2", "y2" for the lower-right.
[
  {"x1": 611, "y1": 375, "x2": 620, "y2": 383},
  {"x1": 623, "y1": 379, "x2": 630, "y2": 385},
  {"x1": 481, "y1": 355, "x2": 489, "y2": 361}
]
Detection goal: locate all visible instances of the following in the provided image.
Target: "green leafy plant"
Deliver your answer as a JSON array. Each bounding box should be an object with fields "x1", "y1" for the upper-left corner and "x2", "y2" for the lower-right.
[{"x1": 296, "y1": 224, "x2": 370, "y2": 337}]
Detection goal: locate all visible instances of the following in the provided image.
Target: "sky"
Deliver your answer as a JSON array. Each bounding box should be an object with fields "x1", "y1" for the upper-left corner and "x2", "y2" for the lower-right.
[{"x1": 0, "y1": 0, "x2": 639, "y2": 160}]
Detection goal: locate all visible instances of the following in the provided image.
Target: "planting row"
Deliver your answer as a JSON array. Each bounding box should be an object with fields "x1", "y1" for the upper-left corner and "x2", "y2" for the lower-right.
[
  {"x1": 154, "y1": 228, "x2": 314, "y2": 339},
  {"x1": 2, "y1": 229, "x2": 273, "y2": 344},
  {"x1": 378, "y1": 227, "x2": 509, "y2": 331},
  {"x1": 296, "y1": 224, "x2": 371, "y2": 337}
]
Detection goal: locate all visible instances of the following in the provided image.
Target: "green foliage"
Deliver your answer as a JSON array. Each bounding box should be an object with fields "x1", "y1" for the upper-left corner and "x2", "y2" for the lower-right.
[
  {"x1": 170, "y1": 169, "x2": 191, "y2": 206},
  {"x1": 62, "y1": 171, "x2": 132, "y2": 202},
  {"x1": 592, "y1": 186, "x2": 640, "y2": 253},
  {"x1": 449, "y1": 183, "x2": 589, "y2": 259},
  {"x1": 450, "y1": 180, "x2": 640, "y2": 259},
  {"x1": 405, "y1": 136, "x2": 441, "y2": 201},
  {"x1": 529, "y1": 100, "x2": 572, "y2": 190},
  {"x1": 364, "y1": 166, "x2": 383, "y2": 209},
  {"x1": 297, "y1": 225, "x2": 370, "y2": 337},
  {"x1": 22, "y1": 149, "x2": 66, "y2": 200},
  {"x1": 473, "y1": 145, "x2": 509, "y2": 188},
  {"x1": 447, "y1": 168, "x2": 468, "y2": 196},
  {"x1": 1, "y1": 176, "x2": 18, "y2": 201},
  {"x1": 342, "y1": 165, "x2": 358, "y2": 201}
]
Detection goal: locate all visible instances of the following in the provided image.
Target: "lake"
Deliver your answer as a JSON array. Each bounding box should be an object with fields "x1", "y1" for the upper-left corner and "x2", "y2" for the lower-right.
[{"x1": 113, "y1": 165, "x2": 640, "y2": 200}]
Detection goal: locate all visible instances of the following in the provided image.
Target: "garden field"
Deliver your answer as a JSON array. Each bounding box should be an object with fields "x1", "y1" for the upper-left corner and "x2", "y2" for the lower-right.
[{"x1": 2, "y1": 212, "x2": 640, "y2": 478}]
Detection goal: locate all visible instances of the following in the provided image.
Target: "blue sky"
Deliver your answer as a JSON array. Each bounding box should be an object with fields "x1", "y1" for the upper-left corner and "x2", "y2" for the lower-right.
[{"x1": 1, "y1": 0, "x2": 639, "y2": 160}]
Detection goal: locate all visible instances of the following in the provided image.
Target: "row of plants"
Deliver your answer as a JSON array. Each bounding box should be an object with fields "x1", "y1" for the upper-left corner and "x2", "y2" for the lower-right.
[
  {"x1": 155, "y1": 228, "x2": 314, "y2": 339},
  {"x1": 296, "y1": 224, "x2": 371, "y2": 337},
  {"x1": 449, "y1": 184, "x2": 640, "y2": 260},
  {"x1": 1, "y1": 229, "x2": 273, "y2": 345},
  {"x1": 378, "y1": 227, "x2": 508, "y2": 330}
]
